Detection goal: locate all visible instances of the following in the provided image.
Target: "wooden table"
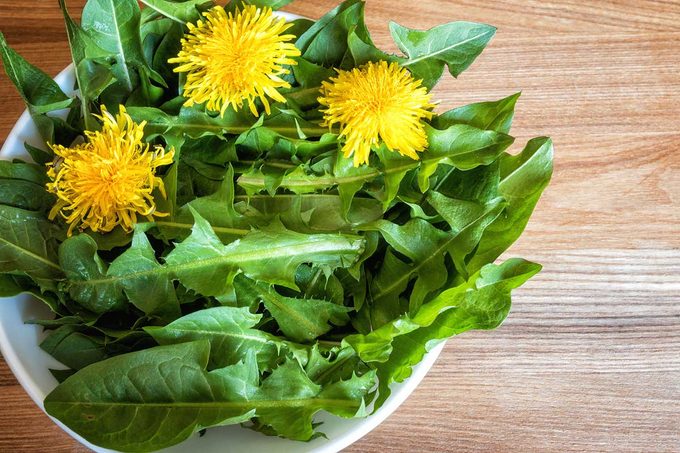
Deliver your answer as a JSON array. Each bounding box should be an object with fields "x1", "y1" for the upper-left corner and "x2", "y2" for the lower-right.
[{"x1": 1, "y1": 0, "x2": 678, "y2": 451}]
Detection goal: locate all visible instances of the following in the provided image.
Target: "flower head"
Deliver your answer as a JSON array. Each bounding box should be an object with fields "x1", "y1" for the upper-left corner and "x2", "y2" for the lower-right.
[
  {"x1": 46, "y1": 105, "x2": 174, "y2": 235},
  {"x1": 169, "y1": 5, "x2": 301, "y2": 116},
  {"x1": 319, "y1": 61, "x2": 436, "y2": 167}
]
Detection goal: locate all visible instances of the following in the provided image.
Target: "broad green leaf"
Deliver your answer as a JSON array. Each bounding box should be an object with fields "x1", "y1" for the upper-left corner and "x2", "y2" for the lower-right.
[
  {"x1": 390, "y1": 20, "x2": 496, "y2": 88},
  {"x1": 432, "y1": 92, "x2": 521, "y2": 133},
  {"x1": 420, "y1": 124, "x2": 514, "y2": 191},
  {"x1": 0, "y1": 274, "x2": 32, "y2": 297},
  {"x1": 23, "y1": 143, "x2": 53, "y2": 165},
  {"x1": 156, "y1": 166, "x2": 251, "y2": 242},
  {"x1": 108, "y1": 226, "x2": 180, "y2": 321},
  {"x1": 430, "y1": 161, "x2": 500, "y2": 204},
  {"x1": 240, "y1": 0, "x2": 294, "y2": 9},
  {"x1": 345, "y1": 258, "x2": 539, "y2": 364},
  {"x1": 0, "y1": 160, "x2": 48, "y2": 184},
  {"x1": 368, "y1": 259, "x2": 541, "y2": 407},
  {"x1": 234, "y1": 274, "x2": 350, "y2": 342},
  {"x1": 0, "y1": 160, "x2": 52, "y2": 212},
  {"x1": 45, "y1": 341, "x2": 375, "y2": 449},
  {"x1": 166, "y1": 212, "x2": 364, "y2": 292},
  {"x1": 237, "y1": 124, "x2": 513, "y2": 209},
  {"x1": 45, "y1": 341, "x2": 252, "y2": 451},
  {"x1": 145, "y1": 306, "x2": 307, "y2": 369},
  {"x1": 234, "y1": 192, "x2": 384, "y2": 234},
  {"x1": 304, "y1": 344, "x2": 365, "y2": 385},
  {"x1": 250, "y1": 359, "x2": 375, "y2": 440},
  {"x1": 296, "y1": 0, "x2": 372, "y2": 68},
  {"x1": 82, "y1": 0, "x2": 164, "y2": 99},
  {"x1": 347, "y1": 28, "x2": 394, "y2": 66},
  {"x1": 140, "y1": 0, "x2": 212, "y2": 24},
  {"x1": 426, "y1": 192, "x2": 506, "y2": 277},
  {"x1": 0, "y1": 205, "x2": 63, "y2": 286},
  {"x1": 369, "y1": 219, "x2": 450, "y2": 314},
  {"x1": 362, "y1": 195, "x2": 504, "y2": 322},
  {"x1": 128, "y1": 105, "x2": 258, "y2": 139},
  {"x1": 0, "y1": 179, "x2": 52, "y2": 212},
  {"x1": 467, "y1": 137, "x2": 553, "y2": 273},
  {"x1": 40, "y1": 325, "x2": 107, "y2": 370},
  {"x1": 0, "y1": 33, "x2": 73, "y2": 115},
  {"x1": 58, "y1": 0, "x2": 116, "y2": 129},
  {"x1": 65, "y1": 211, "x2": 365, "y2": 309},
  {"x1": 291, "y1": 58, "x2": 335, "y2": 88},
  {"x1": 59, "y1": 234, "x2": 125, "y2": 314}
]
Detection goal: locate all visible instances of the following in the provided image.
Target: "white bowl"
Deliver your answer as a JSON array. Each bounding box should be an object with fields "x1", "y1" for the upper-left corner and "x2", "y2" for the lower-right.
[{"x1": 0, "y1": 13, "x2": 444, "y2": 452}]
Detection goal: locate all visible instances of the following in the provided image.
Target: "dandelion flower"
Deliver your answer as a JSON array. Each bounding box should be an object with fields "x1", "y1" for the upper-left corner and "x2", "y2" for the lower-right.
[
  {"x1": 169, "y1": 5, "x2": 301, "y2": 116},
  {"x1": 46, "y1": 105, "x2": 174, "y2": 235},
  {"x1": 319, "y1": 61, "x2": 436, "y2": 167}
]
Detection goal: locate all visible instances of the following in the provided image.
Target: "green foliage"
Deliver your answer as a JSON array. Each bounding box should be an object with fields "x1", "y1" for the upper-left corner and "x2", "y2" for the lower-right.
[
  {"x1": 390, "y1": 21, "x2": 496, "y2": 88},
  {"x1": 0, "y1": 0, "x2": 553, "y2": 449},
  {"x1": 139, "y1": 0, "x2": 213, "y2": 24},
  {"x1": 44, "y1": 341, "x2": 375, "y2": 450},
  {"x1": 0, "y1": 33, "x2": 74, "y2": 142},
  {"x1": 234, "y1": 274, "x2": 350, "y2": 342},
  {"x1": 145, "y1": 306, "x2": 308, "y2": 369}
]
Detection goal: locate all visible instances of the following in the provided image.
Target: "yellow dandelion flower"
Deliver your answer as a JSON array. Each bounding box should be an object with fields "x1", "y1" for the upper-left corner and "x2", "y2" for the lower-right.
[
  {"x1": 319, "y1": 61, "x2": 436, "y2": 167},
  {"x1": 169, "y1": 5, "x2": 301, "y2": 116},
  {"x1": 46, "y1": 105, "x2": 174, "y2": 236}
]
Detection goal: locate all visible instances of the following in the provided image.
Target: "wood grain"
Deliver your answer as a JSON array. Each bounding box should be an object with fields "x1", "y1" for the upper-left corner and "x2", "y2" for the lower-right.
[{"x1": 1, "y1": 1, "x2": 678, "y2": 452}]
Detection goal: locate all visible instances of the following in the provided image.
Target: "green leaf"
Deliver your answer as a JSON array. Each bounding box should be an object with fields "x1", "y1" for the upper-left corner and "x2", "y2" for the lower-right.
[
  {"x1": 291, "y1": 58, "x2": 335, "y2": 88},
  {"x1": 40, "y1": 325, "x2": 107, "y2": 370},
  {"x1": 45, "y1": 341, "x2": 249, "y2": 451},
  {"x1": 0, "y1": 160, "x2": 52, "y2": 212},
  {"x1": 145, "y1": 306, "x2": 307, "y2": 369},
  {"x1": 361, "y1": 194, "x2": 504, "y2": 321},
  {"x1": 241, "y1": 0, "x2": 294, "y2": 9},
  {"x1": 23, "y1": 143, "x2": 53, "y2": 165},
  {"x1": 0, "y1": 205, "x2": 63, "y2": 285},
  {"x1": 390, "y1": 21, "x2": 496, "y2": 88},
  {"x1": 156, "y1": 165, "x2": 251, "y2": 242},
  {"x1": 0, "y1": 33, "x2": 73, "y2": 115},
  {"x1": 234, "y1": 192, "x2": 384, "y2": 234},
  {"x1": 344, "y1": 259, "x2": 540, "y2": 363},
  {"x1": 467, "y1": 137, "x2": 554, "y2": 272},
  {"x1": 304, "y1": 344, "x2": 365, "y2": 385},
  {"x1": 366, "y1": 259, "x2": 541, "y2": 407},
  {"x1": 420, "y1": 124, "x2": 514, "y2": 191},
  {"x1": 296, "y1": 0, "x2": 372, "y2": 68},
  {"x1": 108, "y1": 225, "x2": 180, "y2": 321},
  {"x1": 426, "y1": 192, "x2": 505, "y2": 277},
  {"x1": 234, "y1": 274, "x2": 350, "y2": 343},
  {"x1": 58, "y1": 0, "x2": 116, "y2": 130},
  {"x1": 347, "y1": 28, "x2": 393, "y2": 66},
  {"x1": 250, "y1": 359, "x2": 375, "y2": 440},
  {"x1": 140, "y1": 0, "x2": 212, "y2": 24},
  {"x1": 59, "y1": 234, "x2": 125, "y2": 314},
  {"x1": 238, "y1": 124, "x2": 513, "y2": 209},
  {"x1": 166, "y1": 211, "x2": 364, "y2": 292},
  {"x1": 45, "y1": 341, "x2": 375, "y2": 450},
  {"x1": 81, "y1": 0, "x2": 164, "y2": 98},
  {"x1": 0, "y1": 274, "x2": 31, "y2": 297},
  {"x1": 127, "y1": 105, "x2": 257, "y2": 139},
  {"x1": 432, "y1": 92, "x2": 521, "y2": 133},
  {"x1": 65, "y1": 210, "x2": 365, "y2": 309}
]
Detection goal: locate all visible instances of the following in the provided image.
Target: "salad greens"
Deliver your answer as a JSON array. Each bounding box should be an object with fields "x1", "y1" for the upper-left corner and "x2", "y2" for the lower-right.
[{"x1": 0, "y1": 0, "x2": 552, "y2": 451}]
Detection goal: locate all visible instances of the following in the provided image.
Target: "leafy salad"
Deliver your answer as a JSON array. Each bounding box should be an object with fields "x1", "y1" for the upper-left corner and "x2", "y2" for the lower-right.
[{"x1": 0, "y1": 0, "x2": 552, "y2": 451}]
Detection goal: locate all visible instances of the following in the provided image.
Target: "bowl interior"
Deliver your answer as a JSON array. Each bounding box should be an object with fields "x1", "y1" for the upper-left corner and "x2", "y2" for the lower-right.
[{"x1": 0, "y1": 13, "x2": 444, "y2": 451}]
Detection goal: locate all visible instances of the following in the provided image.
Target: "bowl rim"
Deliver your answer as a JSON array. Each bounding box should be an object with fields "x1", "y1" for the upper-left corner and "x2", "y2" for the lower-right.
[{"x1": 0, "y1": 12, "x2": 445, "y2": 450}]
